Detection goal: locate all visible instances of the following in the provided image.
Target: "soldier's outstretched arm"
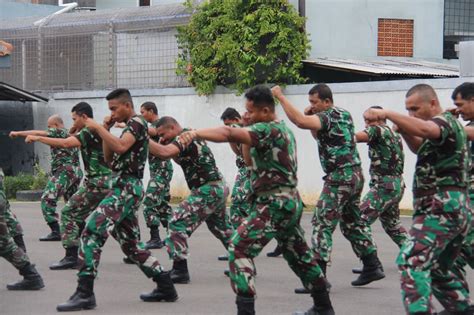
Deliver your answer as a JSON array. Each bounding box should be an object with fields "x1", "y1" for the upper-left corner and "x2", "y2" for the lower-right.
[
  {"x1": 25, "y1": 135, "x2": 81, "y2": 148},
  {"x1": 180, "y1": 126, "x2": 252, "y2": 146},
  {"x1": 9, "y1": 130, "x2": 48, "y2": 138},
  {"x1": 271, "y1": 86, "x2": 322, "y2": 131},
  {"x1": 149, "y1": 140, "x2": 180, "y2": 159},
  {"x1": 84, "y1": 118, "x2": 136, "y2": 155}
]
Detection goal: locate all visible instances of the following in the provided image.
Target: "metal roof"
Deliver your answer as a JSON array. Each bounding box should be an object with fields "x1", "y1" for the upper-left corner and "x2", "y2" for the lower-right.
[
  {"x1": 303, "y1": 58, "x2": 459, "y2": 77},
  {"x1": 0, "y1": 82, "x2": 48, "y2": 102}
]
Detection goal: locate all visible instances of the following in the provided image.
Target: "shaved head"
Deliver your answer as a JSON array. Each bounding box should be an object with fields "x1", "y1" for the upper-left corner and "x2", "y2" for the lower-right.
[
  {"x1": 406, "y1": 84, "x2": 439, "y2": 103},
  {"x1": 47, "y1": 114, "x2": 64, "y2": 128}
]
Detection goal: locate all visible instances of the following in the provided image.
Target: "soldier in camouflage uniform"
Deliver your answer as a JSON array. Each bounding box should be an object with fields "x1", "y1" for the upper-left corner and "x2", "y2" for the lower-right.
[
  {"x1": 179, "y1": 85, "x2": 334, "y2": 315},
  {"x1": 365, "y1": 84, "x2": 472, "y2": 315},
  {"x1": 351, "y1": 106, "x2": 409, "y2": 274},
  {"x1": 11, "y1": 115, "x2": 83, "y2": 241},
  {"x1": 4, "y1": 199, "x2": 27, "y2": 252},
  {"x1": 25, "y1": 102, "x2": 113, "y2": 270},
  {"x1": 0, "y1": 167, "x2": 44, "y2": 291},
  {"x1": 148, "y1": 116, "x2": 232, "y2": 284},
  {"x1": 273, "y1": 84, "x2": 384, "y2": 291},
  {"x1": 57, "y1": 89, "x2": 177, "y2": 312},
  {"x1": 140, "y1": 102, "x2": 173, "y2": 250}
]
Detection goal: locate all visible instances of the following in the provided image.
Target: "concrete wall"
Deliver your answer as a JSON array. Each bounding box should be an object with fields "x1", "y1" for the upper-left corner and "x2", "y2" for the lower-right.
[
  {"x1": 33, "y1": 77, "x2": 474, "y2": 209},
  {"x1": 306, "y1": 0, "x2": 444, "y2": 60}
]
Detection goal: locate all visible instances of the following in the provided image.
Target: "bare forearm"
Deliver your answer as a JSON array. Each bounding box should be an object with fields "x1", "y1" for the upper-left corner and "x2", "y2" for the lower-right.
[
  {"x1": 400, "y1": 132, "x2": 423, "y2": 153},
  {"x1": 195, "y1": 127, "x2": 233, "y2": 143},
  {"x1": 102, "y1": 141, "x2": 114, "y2": 164},
  {"x1": 37, "y1": 136, "x2": 79, "y2": 148},
  {"x1": 149, "y1": 140, "x2": 179, "y2": 159},
  {"x1": 94, "y1": 125, "x2": 127, "y2": 154},
  {"x1": 17, "y1": 130, "x2": 48, "y2": 137},
  {"x1": 277, "y1": 94, "x2": 308, "y2": 127},
  {"x1": 385, "y1": 110, "x2": 439, "y2": 139}
]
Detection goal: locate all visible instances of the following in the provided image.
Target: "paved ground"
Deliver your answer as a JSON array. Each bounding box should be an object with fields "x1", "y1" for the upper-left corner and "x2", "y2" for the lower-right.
[{"x1": 1, "y1": 202, "x2": 473, "y2": 315}]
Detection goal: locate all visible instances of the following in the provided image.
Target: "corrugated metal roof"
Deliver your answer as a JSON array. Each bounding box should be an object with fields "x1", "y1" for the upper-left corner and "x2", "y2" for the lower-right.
[
  {"x1": 303, "y1": 58, "x2": 459, "y2": 77},
  {"x1": 0, "y1": 82, "x2": 48, "y2": 103}
]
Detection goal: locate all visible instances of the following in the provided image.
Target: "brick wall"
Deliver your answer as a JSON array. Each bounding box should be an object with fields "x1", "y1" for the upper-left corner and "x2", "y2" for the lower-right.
[{"x1": 378, "y1": 18, "x2": 414, "y2": 57}]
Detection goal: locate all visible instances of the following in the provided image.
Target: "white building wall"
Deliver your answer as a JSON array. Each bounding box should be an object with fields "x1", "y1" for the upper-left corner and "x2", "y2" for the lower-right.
[
  {"x1": 306, "y1": 0, "x2": 444, "y2": 60},
  {"x1": 34, "y1": 77, "x2": 474, "y2": 209}
]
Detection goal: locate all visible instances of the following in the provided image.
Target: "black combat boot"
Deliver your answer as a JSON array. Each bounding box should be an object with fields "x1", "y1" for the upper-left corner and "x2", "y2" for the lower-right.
[
  {"x1": 13, "y1": 234, "x2": 27, "y2": 252},
  {"x1": 57, "y1": 276, "x2": 96, "y2": 312},
  {"x1": 236, "y1": 295, "x2": 255, "y2": 315},
  {"x1": 352, "y1": 257, "x2": 384, "y2": 274},
  {"x1": 123, "y1": 257, "x2": 135, "y2": 264},
  {"x1": 39, "y1": 221, "x2": 61, "y2": 241},
  {"x1": 170, "y1": 259, "x2": 190, "y2": 284},
  {"x1": 140, "y1": 271, "x2": 179, "y2": 302},
  {"x1": 438, "y1": 307, "x2": 474, "y2": 315},
  {"x1": 7, "y1": 263, "x2": 44, "y2": 290},
  {"x1": 50, "y1": 246, "x2": 79, "y2": 270},
  {"x1": 295, "y1": 260, "x2": 331, "y2": 294},
  {"x1": 351, "y1": 252, "x2": 385, "y2": 286},
  {"x1": 218, "y1": 253, "x2": 229, "y2": 261},
  {"x1": 145, "y1": 225, "x2": 164, "y2": 249},
  {"x1": 266, "y1": 244, "x2": 282, "y2": 257}
]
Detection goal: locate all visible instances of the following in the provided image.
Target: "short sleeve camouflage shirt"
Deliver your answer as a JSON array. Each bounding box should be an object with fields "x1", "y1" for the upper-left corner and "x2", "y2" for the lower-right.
[
  {"x1": 247, "y1": 120, "x2": 298, "y2": 193},
  {"x1": 365, "y1": 125, "x2": 404, "y2": 178},
  {"x1": 74, "y1": 127, "x2": 111, "y2": 178},
  {"x1": 414, "y1": 112, "x2": 469, "y2": 192},
  {"x1": 47, "y1": 128, "x2": 81, "y2": 173},
  {"x1": 110, "y1": 116, "x2": 148, "y2": 179},
  {"x1": 148, "y1": 120, "x2": 173, "y2": 177}
]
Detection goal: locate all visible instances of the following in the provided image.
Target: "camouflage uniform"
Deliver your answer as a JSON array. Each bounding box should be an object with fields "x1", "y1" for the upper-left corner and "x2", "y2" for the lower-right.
[
  {"x1": 0, "y1": 168, "x2": 30, "y2": 270},
  {"x1": 143, "y1": 120, "x2": 173, "y2": 229},
  {"x1": 229, "y1": 121, "x2": 326, "y2": 297},
  {"x1": 360, "y1": 125, "x2": 408, "y2": 248},
  {"x1": 60, "y1": 128, "x2": 113, "y2": 250},
  {"x1": 311, "y1": 107, "x2": 375, "y2": 262},
  {"x1": 397, "y1": 112, "x2": 471, "y2": 314},
  {"x1": 41, "y1": 128, "x2": 83, "y2": 224},
  {"x1": 5, "y1": 200, "x2": 23, "y2": 238},
  {"x1": 165, "y1": 129, "x2": 232, "y2": 261},
  {"x1": 77, "y1": 116, "x2": 164, "y2": 279},
  {"x1": 229, "y1": 124, "x2": 253, "y2": 229}
]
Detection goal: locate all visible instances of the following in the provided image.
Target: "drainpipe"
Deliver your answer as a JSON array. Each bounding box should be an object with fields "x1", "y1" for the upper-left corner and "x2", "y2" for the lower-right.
[{"x1": 33, "y1": 1, "x2": 78, "y2": 26}]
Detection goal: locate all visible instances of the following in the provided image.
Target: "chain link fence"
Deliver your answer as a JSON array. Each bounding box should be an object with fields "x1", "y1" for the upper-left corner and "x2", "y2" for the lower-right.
[{"x1": 0, "y1": 4, "x2": 191, "y2": 92}]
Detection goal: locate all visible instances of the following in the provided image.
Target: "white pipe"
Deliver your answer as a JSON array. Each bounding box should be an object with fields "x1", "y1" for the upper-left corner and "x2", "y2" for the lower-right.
[{"x1": 34, "y1": 2, "x2": 78, "y2": 26}]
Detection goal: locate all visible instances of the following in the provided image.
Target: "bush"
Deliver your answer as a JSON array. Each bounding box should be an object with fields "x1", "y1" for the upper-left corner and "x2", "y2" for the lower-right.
[
  {"x1": 176, "y1": 0, "x2": 310, "y2": 95},
  {"x1": 4, "y1": 173, "x2": 35, "y2": 199},
  {"x1": 31, "y1": 164, "x2": 48, "y2": 190}
]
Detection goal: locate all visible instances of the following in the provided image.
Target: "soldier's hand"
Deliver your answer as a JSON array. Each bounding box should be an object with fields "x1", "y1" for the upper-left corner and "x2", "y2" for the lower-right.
[
  {"x1": 178, "y1": 131, "x2": 197, "y2": 147},
  {"x1": 392, "y1": 124, "x2": 400, "y2": 132},
  {"x1": 271, "y1": 85, "x2": 283, "y2": 99},
  {"x1": 9, "y1": 131, "x2": 18, "y2": 138},
  {"x1": 114, "y1": 122, "x2": 126, "y2": 129},
  {"x1": 304, "y1": 105, "x2": 314, "y2": 116},
  {"x1": 446, "y1": 107, "x2": 460, "y2": 118},
  {"x1": 242, "y1": 112, "x2": 252, "y2": 126},
  {"x1": 85, "y1": 118, "x2": 102, "y2": 131},
  {"x1": 364, "y1": 108, "x2": 386, "y2": 122},
  {"x1": 102, "y1": 116, "x2": 115, "y2": 130},
  {"x1": 25, "y1": 135, "x2": 39, "y2": 143}
]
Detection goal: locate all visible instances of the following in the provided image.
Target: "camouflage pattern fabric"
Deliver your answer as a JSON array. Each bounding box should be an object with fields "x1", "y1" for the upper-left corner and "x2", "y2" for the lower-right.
[
  {"x1": 360, "y1": 125, "x2": 408, "y2": 248},
  {"x1": 165, "y1": 180, "x2": 231, "y2": 261},
  {"x1": 0, "y1": 168, "x2": 29, "y2": 270},
  {"x1": 74, "y1": 127, "x2": 112, "y2": 178},
  {"x1": 172, "y1": 128, "x2": 222, "y2": 190},
  {"x1": 5, "y1": 200, "x2": 23, "y2": 238},
  {"x1": 47, "y1": 128, "x2": 81, "y2": 174},
  {"x1": 228, "y1": 120, "x2": 326, "y2": 297},
  {"x1": 398, "y1": 112, "x2": 471, "y2": 314},
  {"x1": 398, "y1": 191, "x2": 470, "y2": 314},
  {"x1": 311, "y1": 168, "x2": 375, "y2": 262},
  {"x1": 360, "y1": 177, "x2": 408, "y2": 248},
  {"x1": 143, "y1": 120, "x2": 173, "y2": 228},
  {"x1": 229, "y1": 168, "x2": 253, "y2": 229},
  {"x1": 77, "y1": 116, "x2": 164, "y2": 279}
]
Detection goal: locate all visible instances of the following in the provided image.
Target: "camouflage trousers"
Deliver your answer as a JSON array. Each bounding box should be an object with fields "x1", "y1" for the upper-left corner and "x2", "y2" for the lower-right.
[
  {"x1": 229, "y1": 188, "x2": 326, "y2": 297},
  {"x1": 41, "y1": 166, "x2": 83, "y2": 224},
  {"x1": 143, "y1": 170, "x2": 173, "y2": 229},
  {"x1": 165, "y1": 180, "x2": 232, "y2": 261},
  {"x1": 5, "y1": 199, "x2": 23, "y2": 238},
  {"x1": 312, "y1": 169, "x2": 375, "y2": 262},
  {"x1": 0, "y1": 188, "x2": 30, "y2": 270},
  {"x1": 60, "y1": 176, "x2": 112, "y2": 249},
  {"x1": 360, "y1": 176, "x2": 408, "y2": 249},
  {"x1": 77, "y1": 176, "x2": 163, "y2": 279},
  {"x1": 397, "y1": 190, "x2": 471, "y2": 314},
  {"x1": 229, "y1": 168, "x2": 253, "y2": 229},
  {"x1": 452, "y1": 189, "x2": 474, "y2": 272}
]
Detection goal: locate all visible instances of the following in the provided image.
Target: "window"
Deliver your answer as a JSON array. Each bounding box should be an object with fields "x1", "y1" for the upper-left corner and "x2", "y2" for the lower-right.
[
  {"x1": 377, "y1": 18, "x2": 414, "y2": 57},
  {"x1": 139, "y1": 0, "x2": 150, "y2": 6},
  {"x1": 444, "y1": 0, "x2": 474, "y2": 59}
]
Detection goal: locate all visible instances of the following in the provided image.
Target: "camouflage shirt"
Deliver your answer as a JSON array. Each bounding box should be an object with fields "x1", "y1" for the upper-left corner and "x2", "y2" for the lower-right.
[
  {"x1": 110, "y1": 116, "x2": 148, "y2": 179},
  {"x1": 364, "y1": 125, "x2": 404, "y2": 179},
  {"x1": 148, "y1": 120, "x2": 173, "y2": 177},
  {"x1": 414, "y1": 112, "x2": 468, "y2": 192},
  {"x1": 230, "y1": 124, "x2": 247, "y2": 170},
  {"x1": 316, "y1": 107, "x2": 361, "y2": 182},
  {"x1": 172, "y1": 128, "x2": 222, "y2": 190},
  {"x1": 74, "y1": 127, "x2": 111, "y2": 178},
  {"x1": 247, "y1": 120, "x2": 298, "y2": 193},
  {"x1": 467, "y1": 121, "x2": 474, "y2": 194},
  {"x1": 0, "y1": 167, "x2": 4, "y2": 192},
  {"x1": 47, "y1": 128, "x2": 81, "y2": 174}
]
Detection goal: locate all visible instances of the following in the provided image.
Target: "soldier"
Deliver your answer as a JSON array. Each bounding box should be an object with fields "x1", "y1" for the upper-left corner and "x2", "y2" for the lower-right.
[
  {"x1": 365, "y1": 84, "x2": 472, "y2": 315},
  {"x1": 56, "y1": 89, "x2": 177, "y2": 312},
  {"x1": 10, "y1": 115, "x2": 83, "y2": 241},
  {"x1": 272, "y1": 84, "x2": 384, "y2": 292},
  {"x1": 140, "y1": 102, "x2": 173, "y2": 250},
  {"x1": 1, "y1": 167, "x2": 44, "y2": 291},
  {"x1": 179, "y1": 85, "x2": 334, "y2": 315},
  {"x1": 25, "y1": 102, "x2": 113, "y2": 270},
  {"x1": 351, "y1": 106, "x2": 409, "y2": 274},
  {"x1": 148, "y1": 116, "x2": 232, "y2": 284},
  {"x1": 5, "y1": 201, "x2": 27, "y2": 252}
]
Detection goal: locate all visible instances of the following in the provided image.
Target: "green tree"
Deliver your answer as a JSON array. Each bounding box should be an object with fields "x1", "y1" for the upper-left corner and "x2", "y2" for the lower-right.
[{"x1": 177, "y1": 0, "x2": 310, "y2": 95}]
